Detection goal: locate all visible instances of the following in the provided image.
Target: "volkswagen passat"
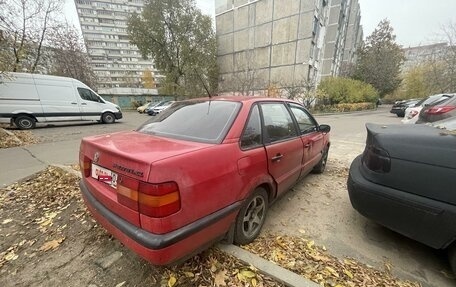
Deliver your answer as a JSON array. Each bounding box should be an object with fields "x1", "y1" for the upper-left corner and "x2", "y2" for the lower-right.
[{"x1": 79, "y1": 97, "x2": 331, "y2": 265}]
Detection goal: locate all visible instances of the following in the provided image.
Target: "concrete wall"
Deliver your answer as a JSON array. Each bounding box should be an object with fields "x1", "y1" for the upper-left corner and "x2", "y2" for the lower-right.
[{"x1": 216, "y1": 0, "x2": 362, "y2": 92}]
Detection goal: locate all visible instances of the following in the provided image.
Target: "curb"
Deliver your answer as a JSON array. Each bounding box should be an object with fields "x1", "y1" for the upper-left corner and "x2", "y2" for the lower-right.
[{"x1": 218, "y1": 244, "x2": 320, "y2": 287}]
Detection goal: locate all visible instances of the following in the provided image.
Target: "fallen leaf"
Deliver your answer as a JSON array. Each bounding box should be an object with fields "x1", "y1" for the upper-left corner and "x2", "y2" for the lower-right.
[
  {"x1": 39, "y1": 237, "x2": 65, "y2": 251},
  {"x1": 214, "y1": 269, "x2": 227, "y2": 286},
  {"x1": 2, "y1": 219, "x2": 13, "y2": 224},
  {"x1": 115, "y1": 281, "x2": 126, "y2": 287},
  {"x1": 325, "y1": 266, "x2": 339, "y2": 277},
  {"x1": 4, "y1": 251, "x2": 18, "y2": 261},
  {"x1": 343, "y1": 269, "x2": 354, "y2": 279},
  {"x1": 183, "y1": 271, "x2": 194, "y2": 278},
  {"x1": 168, "y1": 275, "x2": 177, "y2": 287}
]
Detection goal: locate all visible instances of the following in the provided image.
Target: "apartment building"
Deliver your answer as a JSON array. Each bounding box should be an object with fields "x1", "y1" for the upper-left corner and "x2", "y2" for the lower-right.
[
  {"x1": 215, "y1": 0, "x2": 363, "y2": 94},
  {"x1": 402, "y1": 42, "x2": 448, "y2": 72},
  {"x1": 74, "y1": 0, "x2": 159, "y2": 88}
]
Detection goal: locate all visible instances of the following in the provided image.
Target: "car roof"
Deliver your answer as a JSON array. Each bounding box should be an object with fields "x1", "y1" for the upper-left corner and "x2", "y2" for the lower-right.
[{"x1": 184, "y1": 96, "x2": 300, "y2": 104}]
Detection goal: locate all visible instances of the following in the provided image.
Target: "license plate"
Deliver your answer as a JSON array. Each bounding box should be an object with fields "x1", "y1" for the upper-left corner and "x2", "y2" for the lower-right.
[{"x1": 91, "y1": 163, "x2": 117, "y2": 189}]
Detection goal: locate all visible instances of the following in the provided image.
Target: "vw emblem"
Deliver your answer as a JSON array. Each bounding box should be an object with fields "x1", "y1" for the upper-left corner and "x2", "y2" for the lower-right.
[{"x1": 93, "y1": 152, "x2": 100, "y2": 163}]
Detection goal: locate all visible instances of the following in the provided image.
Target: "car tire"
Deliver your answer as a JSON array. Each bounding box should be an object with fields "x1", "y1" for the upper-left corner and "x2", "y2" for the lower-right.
[
  {"x1": 14, "y1": 115, "x2": 36, "y2": 130},
  {"x1": 101, "y1": 112, "x2": 115, "y2": 124},
  {"x1": 234, "y1": 187, "x2": 268, "y2": 245},
  {"x1": 448, "y1": 243, "x2": 456, "y2": 275},
  {"x1": 313, "y1": 146, "x2": 329, "y2": 174}
]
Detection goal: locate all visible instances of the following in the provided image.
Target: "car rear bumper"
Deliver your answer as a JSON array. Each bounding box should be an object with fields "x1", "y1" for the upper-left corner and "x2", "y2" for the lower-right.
[
  {"x1": 80, "y1": 179, "x2": 241, "y2": 265},
  {"x1": 347, "y1": 155, "x2": 456, "y2": 249}
]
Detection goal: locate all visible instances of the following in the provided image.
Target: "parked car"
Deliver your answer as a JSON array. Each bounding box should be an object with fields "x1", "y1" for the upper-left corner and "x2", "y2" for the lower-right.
[
  {"x1": 416, "y1": 94, "x2": 456, "y2": 124},
  {"x1": 402, "y1": 94, "x2": 452, "y2": 124},
  {"x1": 389, "y1": 99, "x2": 420, "y2": 117},
  {"x1": 347, "y1": 118, "x2": 456, "y2": 273},
  {"x1": 137, "y1": 102, "x2": 154, "y2": 113},
  {"x1": 143, "y1": 101, "x2": 165, "y2": 114},
  {"x1": 147, "y1": 101, "x2": 176, "y2": 115},
  {"x1": 79, "y1": 97, "x2": 331, "y2": 265},
  {"x1": 0, "y1": 72, "x2": 122, "y2": 129}
]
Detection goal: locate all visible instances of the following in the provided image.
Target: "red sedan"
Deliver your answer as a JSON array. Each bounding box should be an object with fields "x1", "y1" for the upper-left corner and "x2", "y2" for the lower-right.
[{"x1": 79, "y1": 97, "x2": 330, "y2": 265}]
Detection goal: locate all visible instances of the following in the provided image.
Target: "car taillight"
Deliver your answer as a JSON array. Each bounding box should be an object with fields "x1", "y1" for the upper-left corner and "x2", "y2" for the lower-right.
[
  {"x1": 425, "y1": 106, "x2": 456, "y2": 115},
  {"x1": 409, "y1": 110, "x2": 419, "y2": 118},
  {"x1": 80, "y1": 157, "x2": 91, "y2": 177},
  {"x1": 138, "y1": 182, "x2": 180, "y2": 217},
  {"x1": 362, "y1": 145, "x2": 391, "y2": 173},
  {"x1": 116, "y1": 178, "x2": 180, "y2": 218}
]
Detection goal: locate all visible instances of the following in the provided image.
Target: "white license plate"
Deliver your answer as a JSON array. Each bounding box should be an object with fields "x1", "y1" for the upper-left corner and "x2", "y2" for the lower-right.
[{"x1": 91, "y1": 163, "x2": 117, "y2": 189}]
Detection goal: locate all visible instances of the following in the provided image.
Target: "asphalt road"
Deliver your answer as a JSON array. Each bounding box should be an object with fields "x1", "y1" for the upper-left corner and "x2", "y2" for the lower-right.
[{"x1": 0, "y1": 105, "x2": 454, "y2": 286}]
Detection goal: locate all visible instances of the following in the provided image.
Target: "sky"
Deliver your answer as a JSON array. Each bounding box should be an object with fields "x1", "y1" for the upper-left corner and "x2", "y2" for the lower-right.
[
  {"x1": 64, "y1": 0, "x2": 456, "y2": 48},
  {"x1": 358, "y1": 0, "x2": 456, "y2": 47}
]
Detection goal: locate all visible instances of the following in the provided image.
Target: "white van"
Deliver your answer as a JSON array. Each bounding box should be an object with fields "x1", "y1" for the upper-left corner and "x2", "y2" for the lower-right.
[{"x1": 0, "y1": 73, "x2": 122, "y2": 129}]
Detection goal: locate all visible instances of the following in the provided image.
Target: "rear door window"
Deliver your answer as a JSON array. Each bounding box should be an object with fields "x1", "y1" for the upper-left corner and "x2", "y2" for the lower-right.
[{"x1": 260, "y1": 103, "x2": 297, "y2": 143}]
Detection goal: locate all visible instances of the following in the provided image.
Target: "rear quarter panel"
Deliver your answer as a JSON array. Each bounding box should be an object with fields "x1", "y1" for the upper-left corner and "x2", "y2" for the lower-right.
[{"x1": 139, "y1": 142, "x2": 272, "y2": 234}]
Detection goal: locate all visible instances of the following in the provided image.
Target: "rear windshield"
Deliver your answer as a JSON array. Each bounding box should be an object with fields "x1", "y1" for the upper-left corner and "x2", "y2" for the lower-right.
[{"x1": 137, "y1": 100, "x2": 241, "y2": 143}]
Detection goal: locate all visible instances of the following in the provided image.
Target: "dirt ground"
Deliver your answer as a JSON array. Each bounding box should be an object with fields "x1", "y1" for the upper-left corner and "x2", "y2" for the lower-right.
[
  {"x1": 0, "y1": 162, "x2": 424, "y2": 287},
  {"x1": 0, "y1": 167, "x2": 281, "y2": 287}
]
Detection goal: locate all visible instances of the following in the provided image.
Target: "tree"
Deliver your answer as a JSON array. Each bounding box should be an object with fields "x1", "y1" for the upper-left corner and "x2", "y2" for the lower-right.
[
  {"x1": 128, "y1": 0, "x2": 218, "y2": 97},
  {"x1": 0, "y1": 0, "x2": 62, "y2": 72},
  {"x1": 354, "y1": 19, "x2": 405, "y2": 97},
  {"x1": 281, "y1": 78, "x2": 317, "y2": 108},
  {"x1": 141, "y1": 68, "x2": 156, "y2": 89},
  {"x1": 48, "y1": 26, "x2": 98, "y2": 90}
]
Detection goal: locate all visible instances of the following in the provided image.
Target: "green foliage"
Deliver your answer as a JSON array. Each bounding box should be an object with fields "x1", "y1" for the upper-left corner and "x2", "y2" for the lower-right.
[
  {"x1": 128, "y1": 0, "x2": 218, "y2": 98},
  {"x1": 354, "y1": 19, "x2": 405, "y2": 97},
  {"x1": 312, "y1": 102, "x2": 376, "y2": 113},
  {"x1": 317, "y1": 77, "x2": 379, "y2": 105},
  {"x1": 389, "y1": 61, "x2": 451, "y2": 103}
]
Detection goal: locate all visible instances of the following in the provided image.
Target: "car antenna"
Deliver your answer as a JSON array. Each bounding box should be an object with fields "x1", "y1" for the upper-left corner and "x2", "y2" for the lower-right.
[{"x1": 196, "y1": 71, "x2": 212, "y2": 98}]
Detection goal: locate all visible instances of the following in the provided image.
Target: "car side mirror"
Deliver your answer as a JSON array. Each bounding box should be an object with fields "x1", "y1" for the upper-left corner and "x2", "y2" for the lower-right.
[{"x1": 319, "y1": 124, "x2": 331, "y2": 133}]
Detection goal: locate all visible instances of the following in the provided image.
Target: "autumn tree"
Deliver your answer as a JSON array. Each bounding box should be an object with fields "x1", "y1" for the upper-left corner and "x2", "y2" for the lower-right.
[
  {"x1": 48, "y1": 26, "x2": 98, "y2": 89},
  {"x1": 0, "y1": 0, "x2": 63, "y2": 72},
  {"x1": 141, "y1": 68, "x2": 156, "y2": 89},
  {"x1": 354, "y1": 19, "x2": 405, "y2": 97},
  {"x1": 128, "y1": 0, "x2": 218, "y2": 97}
]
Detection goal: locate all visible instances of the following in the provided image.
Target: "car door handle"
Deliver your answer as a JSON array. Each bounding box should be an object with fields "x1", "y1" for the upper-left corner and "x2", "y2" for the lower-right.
[
  {"x1": 271, "y1": 154, "x2": 283, "y2": 162},
  {"x1": 71, "y1": 102, "x2": 78, "y2": 105},
  {"x1": 81, "y1": 103, "x2": 87, "y2": 105},
  {"x1": 304, "y1": 143, "x2": 311, "y2": 148}
]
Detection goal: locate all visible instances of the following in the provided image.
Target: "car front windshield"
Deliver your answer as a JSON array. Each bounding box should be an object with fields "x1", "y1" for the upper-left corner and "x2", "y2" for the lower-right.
[{"x1": 137, "y1": 100, "x2": 241, "y2": 143}]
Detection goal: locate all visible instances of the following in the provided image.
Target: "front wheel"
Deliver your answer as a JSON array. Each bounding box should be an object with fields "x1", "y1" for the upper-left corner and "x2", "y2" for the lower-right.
[
  {"x1": 14, "y1": 115, "x2": 36, "y2": 130},
  {"x1": 101, "y1": 112, "x2": 115, "y2": 124},
  {"x1": 234, "y1": 187, "x2": 268, "y2": 245}
]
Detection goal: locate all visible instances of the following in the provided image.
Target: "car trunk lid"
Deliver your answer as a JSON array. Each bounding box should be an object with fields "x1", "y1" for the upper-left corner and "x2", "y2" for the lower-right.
[
  {"x1": 361, "y1": 123, "x2": 456, "y2": 204},
  {"x1": 80, "y1": 131, "x2": 211, "y2": 227}
]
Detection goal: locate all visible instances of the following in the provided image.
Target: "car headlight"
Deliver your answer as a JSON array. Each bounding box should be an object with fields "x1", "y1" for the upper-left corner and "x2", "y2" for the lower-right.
[{"x1": 116, "y1": 106, "x2": 121, "y2": 112}]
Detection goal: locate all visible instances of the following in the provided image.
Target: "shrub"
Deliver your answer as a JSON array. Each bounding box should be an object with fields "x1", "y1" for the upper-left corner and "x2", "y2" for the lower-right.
[
  {"x1": 312, "y1": 102, "x2": 375, "y2": 113},
  {"x1": 318, "y1": 77, "x2": 379, "y2": 104}
]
